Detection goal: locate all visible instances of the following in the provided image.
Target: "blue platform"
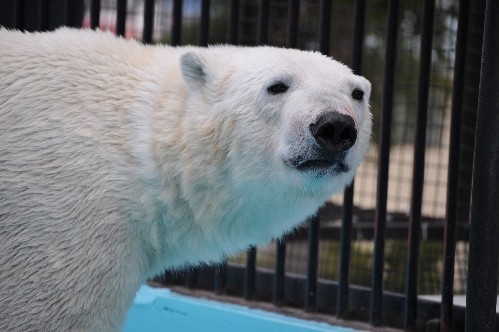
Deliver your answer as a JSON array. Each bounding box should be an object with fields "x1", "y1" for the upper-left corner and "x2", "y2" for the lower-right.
[{"x1": 123, "y1": 285, "x2": 359, "y2": 332}]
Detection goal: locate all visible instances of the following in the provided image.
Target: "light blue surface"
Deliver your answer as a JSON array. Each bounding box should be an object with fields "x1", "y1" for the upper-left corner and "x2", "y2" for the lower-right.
[{"x1": 122, "y1": 285, "x2": 359, "y2": 332}]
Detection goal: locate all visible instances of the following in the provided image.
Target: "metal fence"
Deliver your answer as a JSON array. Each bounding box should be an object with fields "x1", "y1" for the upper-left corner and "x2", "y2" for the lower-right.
[{"x1": 1, "y1": 0, "x2": 498, "y2": 331}]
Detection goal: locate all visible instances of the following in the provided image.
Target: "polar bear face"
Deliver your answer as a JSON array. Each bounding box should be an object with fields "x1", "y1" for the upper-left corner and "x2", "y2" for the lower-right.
[
  {"x1": 180, "y1": 46, "x2": 371, "y2": 193},
  {"x1": 178, "y1": 46, "x2": 371, "y2": 246}
]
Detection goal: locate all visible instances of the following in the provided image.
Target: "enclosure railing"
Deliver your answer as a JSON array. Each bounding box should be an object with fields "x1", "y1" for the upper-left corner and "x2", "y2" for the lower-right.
[
  {"x1": 3, "y1": 0, "x2": 499, "y2": 331},
  {"x1": 465, "y1": 1, "x2": 499, "y2": 331}
]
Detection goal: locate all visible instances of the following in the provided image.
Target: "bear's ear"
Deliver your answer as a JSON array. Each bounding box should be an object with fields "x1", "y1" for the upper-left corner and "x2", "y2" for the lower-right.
[{"x1": 181, "y1": 51, "x2": 208, "y2": 89}]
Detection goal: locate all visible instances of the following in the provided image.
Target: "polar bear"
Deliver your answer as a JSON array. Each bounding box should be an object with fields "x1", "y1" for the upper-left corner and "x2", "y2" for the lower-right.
[{"x1": 0, "y1": 28, "x2": 371, "y2": 331}]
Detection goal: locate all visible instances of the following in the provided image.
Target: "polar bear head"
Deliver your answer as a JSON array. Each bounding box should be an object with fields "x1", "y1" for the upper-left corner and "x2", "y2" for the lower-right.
[{"x1": 175, "y1": 46, "x2": 371, "y2": 253}]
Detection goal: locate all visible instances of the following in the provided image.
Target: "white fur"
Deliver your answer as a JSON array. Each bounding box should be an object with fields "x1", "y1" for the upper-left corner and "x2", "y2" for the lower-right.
[{"x1": 0, "y1": 28, "x2": 372, "y2": 331}]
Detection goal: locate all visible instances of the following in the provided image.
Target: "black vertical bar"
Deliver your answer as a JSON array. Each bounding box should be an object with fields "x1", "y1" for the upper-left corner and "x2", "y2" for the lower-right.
[
  {"x1": 337, "y1": 184, "x2": 354, "y2": 317},
  {"x1": 62, "y1": 0, "x2": 70, "y2": 26},
  {"x1": 228, "y1": 0, "x2": 239, "y2": 44},
  {"x1": 337, "y1": 0, "x2": 366, "y2": 319},
  {"x1": 161, "y1": 270, "x2": 172, "y2": 284},
  {"x1": 465, "y1": 0, "x2": 499, "y2": 331},
  {"x1": 185, "y1": 269, "x2": 196, "y2": 289},
  {"x1": 142, "y1": 0, "x2": 155, "y2": 44},
  {"x1": 440, "y1": 1, "x2": 469, "y2": 331},
  {"x1": 287, "y1": 0, "x2": 300, "y2": 48},
  {"x1": 13, "y1": 0, "x2": 24, "y2": 30},
  {"x1": 214, "y1": 262, "x2": 226, "y2": 295},
  {"x1": 404, "y1": 0, "x2": 435, "y2": 330},
  {"x1": 90, "y1": 0, "x2": 100, "y2": 29},
  {"x1": 370, "y1": 0, "x2": 399, "y2": 326},
  {"x1": 257, "y1": 0, "x2": 270, "y2": 45},
  {"x1": 305, "y1": 1, "x2": 331, "y2": 311},
  {"x1": 273, "y1": 0, "x2": 299, "y2": 306},
  {"x1": 244, "y1": 246, "x2": 256, "y2": 300},
  {"x1": 273, "y1": 239, "x2": 286, "y2": 306},
  {"x1": 171, "y1": 0, "x2": 182, "y2": 46},
  {"x1": 38, "y1": 0, "x2": 48, "y2": 31},
  {"x1": 318, "y1": 0, "x2": 331, "y2": 55},
  {"x1": 116, "y1": 0, "x2": 127, "y2": 37},
  {"x1": 199, "y1": 0, "x2": 210, "y2": 46},
  {"x1": 350, "y1": 0, "x2": 365, "y2": 74},
  {"x1": 305, "y1": 215, "x2": 319, "y2": 311}
]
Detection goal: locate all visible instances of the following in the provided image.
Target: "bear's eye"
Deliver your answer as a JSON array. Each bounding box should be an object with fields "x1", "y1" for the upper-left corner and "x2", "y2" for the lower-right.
[
  {"x1": 267, "y1": 82, "x2": 289, "y2": 94},
  {"x1": 351, "y1": 88, "x2": 364, "y2": 101}
]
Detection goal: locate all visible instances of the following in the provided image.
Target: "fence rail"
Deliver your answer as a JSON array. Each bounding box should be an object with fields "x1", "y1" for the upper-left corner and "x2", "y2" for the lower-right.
[
  {"x1": 465, "y1": 1, "x2": 499, "y2": 331},
  {"x1": 1, "y1": 0, "x2": 498, "y2": 331}
]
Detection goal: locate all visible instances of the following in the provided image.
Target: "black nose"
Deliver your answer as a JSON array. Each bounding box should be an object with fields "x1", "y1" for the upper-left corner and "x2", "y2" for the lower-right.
[{"x1": 309, "y1": 112, "x2": 357, "y2": 154}]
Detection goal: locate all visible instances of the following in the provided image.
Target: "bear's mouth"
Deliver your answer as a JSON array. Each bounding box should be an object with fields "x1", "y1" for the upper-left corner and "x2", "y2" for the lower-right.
[{"x1": 288, "y1": 157, "x2": 350, "y2": 174}]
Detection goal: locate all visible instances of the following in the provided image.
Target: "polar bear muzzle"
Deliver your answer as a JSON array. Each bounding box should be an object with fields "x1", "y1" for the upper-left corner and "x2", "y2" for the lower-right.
[
  {"x1": 287, "y1": 111, "x2": 357, "y2": 174},
  {"x1": 309, "y1": 112, "x2": 357, "y2": 154}
]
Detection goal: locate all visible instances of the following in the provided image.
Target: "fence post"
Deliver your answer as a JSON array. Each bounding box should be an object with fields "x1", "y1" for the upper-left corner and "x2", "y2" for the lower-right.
[
  {"x1": 404, "y1": 0, "x2": 435, "y2": 330},
  {"x1": 440, "y1": 0, "x2": 470, "y2": 331},
  {"x1": 369, "y1": 0, "x2": 399, "y2": 325},
  {"x1": 244, "y1": 246, "x2": 256, "y2": 300},
  {"x1": 228, "y1": 0, "x2": 239, "y2": 44},
  {"x1": 116, "y1": 0, "x2": 126, "y2": 37},
  {"x1": 337, "y1": 0, "x2": 366, "y2": 319},
  {"x1": 214, "y1": 263, "x2": 226, "y2": 295},
  {"x1": 305, "y1": 215, "x2": 319, "y2": 311},
  {"x1": 37, "y1": 0, "x2": 48, "y2": 31},
  {"x1": 171, "y1": 0, "x2": 182, "y2": 46},
  {"x1": 90, "y1": 0, "x2": 100, "y2": 29},
  {"x1": 199, "y1": 0, "x2": 210, "y2": 46},
  {"x1": 465, "y1": 0, "x2": 499, "y2": 331},
  {"x1": 273, "y1": 239, "x2": 286, "y2": 306},
  {"x1": 286, "y1": 0, "x2": 299, "y2": 49},
  {"x1": 272, "y1": 0, "x2": 301, "y2": 307},
  {"x1": 142, "y1": 0, "x2": 155, "y2": 44},
  {"x1": 13, "y1": 0, "x2": 24, "y2": 29}
]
